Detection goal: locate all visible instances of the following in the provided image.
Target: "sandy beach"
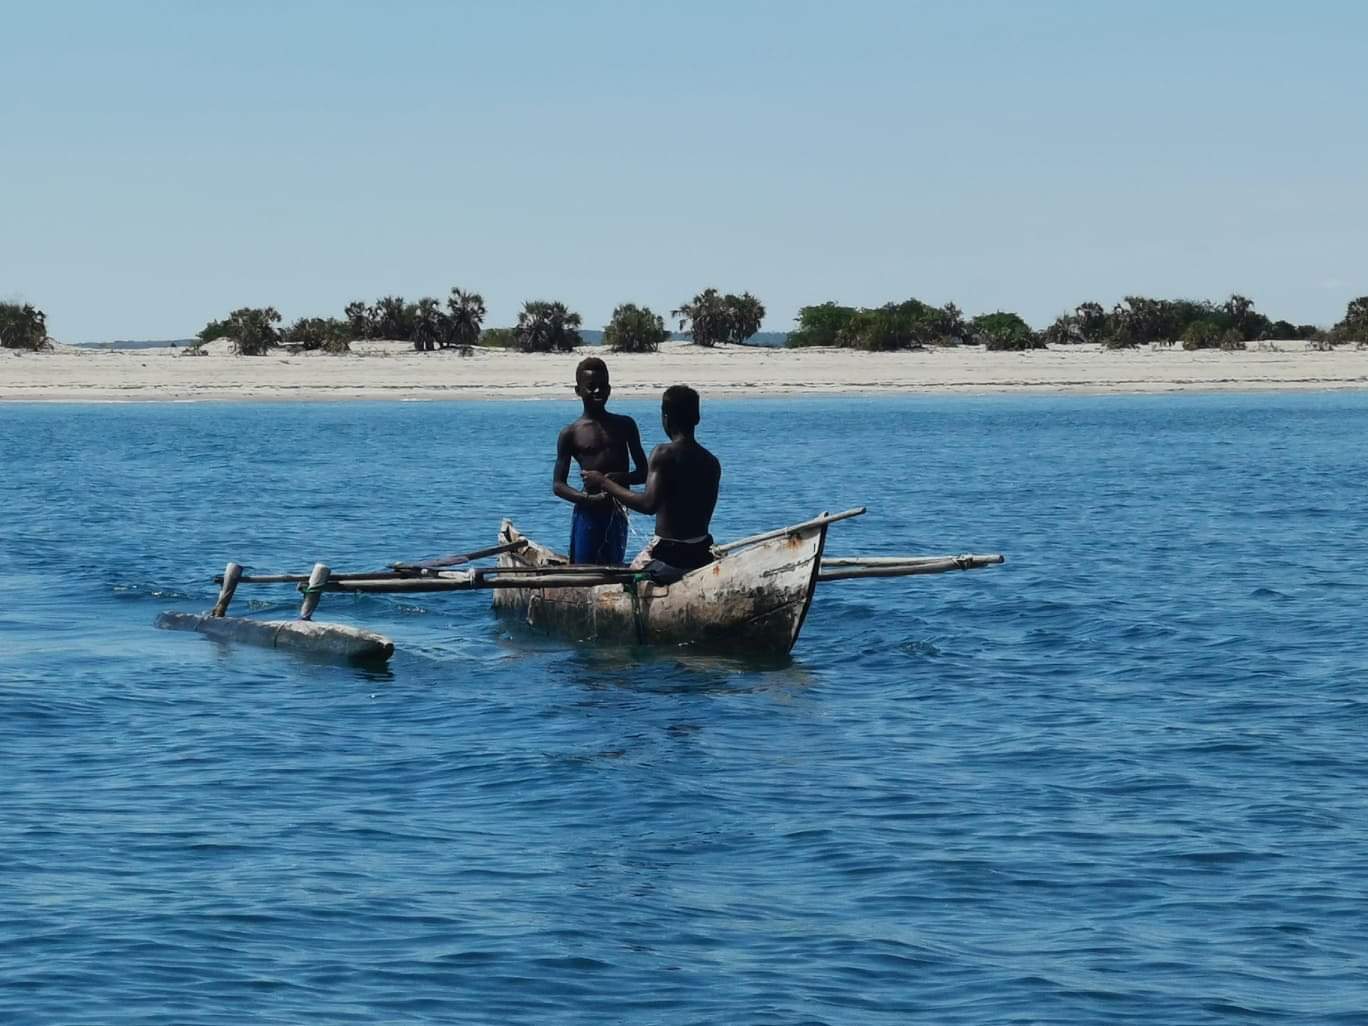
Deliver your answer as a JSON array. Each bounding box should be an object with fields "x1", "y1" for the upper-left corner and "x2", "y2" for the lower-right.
[{"x1": 3, "y1": 339, "x2": 1366, "y2": 402}]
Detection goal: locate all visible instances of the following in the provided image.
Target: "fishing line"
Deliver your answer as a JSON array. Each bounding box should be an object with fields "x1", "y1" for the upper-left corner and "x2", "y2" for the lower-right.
[{"x1": 615, "y1": 496, "x2": 652, "y2": 562}]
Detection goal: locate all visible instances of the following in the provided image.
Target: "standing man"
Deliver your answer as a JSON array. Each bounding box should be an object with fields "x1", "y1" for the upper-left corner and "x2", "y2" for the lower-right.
[
  {"x1": 553, "y1": 357, "x2": 648, "y2": 565},
  {"x1": 583, "y1": 385, "x2": 721, "y2": 572}
]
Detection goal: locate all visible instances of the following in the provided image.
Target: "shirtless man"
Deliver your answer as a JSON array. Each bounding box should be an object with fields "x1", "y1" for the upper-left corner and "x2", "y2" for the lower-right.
[
  {"x1": 553, "y1": 357, "x2": 648, "y2": 565},
  {"x1": 583, "y1": 385, "x2": 721, "y2": 572}
]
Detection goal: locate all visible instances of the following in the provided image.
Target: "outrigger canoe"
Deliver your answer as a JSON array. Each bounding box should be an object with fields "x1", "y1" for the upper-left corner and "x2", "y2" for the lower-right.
[{"x1": 156, "y1": 509, "x2": 1004, "y2": 663}]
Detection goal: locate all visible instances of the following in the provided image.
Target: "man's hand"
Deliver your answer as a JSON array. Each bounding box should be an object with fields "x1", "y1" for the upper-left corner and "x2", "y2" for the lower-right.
[
  {"x1": 582, "y1": 491, "x2": 613, "y2": 510},
  {"x1": 582, "y1": 470, "x2": 607, "y2": 490}
]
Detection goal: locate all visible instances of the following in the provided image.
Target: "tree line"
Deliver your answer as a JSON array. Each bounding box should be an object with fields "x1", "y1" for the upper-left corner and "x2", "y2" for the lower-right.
[
  {"x1": 186, "y1": 288, "x2": 767, "y2": 356},
  {"x1": 788, "y1": 295, "x2": 1368, "y2": 351},
  {"x1": 4, "y1": 292, "x2": 1367, "y2": 354}
]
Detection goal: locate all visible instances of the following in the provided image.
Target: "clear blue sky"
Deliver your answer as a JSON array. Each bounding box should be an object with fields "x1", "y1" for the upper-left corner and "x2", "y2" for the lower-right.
[{"x1": 4, "y1": 0, "x2": 1365, "y2": 342}]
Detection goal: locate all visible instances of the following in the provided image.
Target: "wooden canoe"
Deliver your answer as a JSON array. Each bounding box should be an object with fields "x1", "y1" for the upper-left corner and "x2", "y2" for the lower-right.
[{"x1": 491, "y1": 516, "x2": 830, "y2": 654}]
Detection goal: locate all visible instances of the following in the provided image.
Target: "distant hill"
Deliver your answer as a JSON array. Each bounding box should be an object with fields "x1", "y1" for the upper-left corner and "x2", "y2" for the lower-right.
[
  {"x1": 74, "y1": 339, "x2": 195, "y2": 350},
  {"x1": 732, "y1": 331, "x2": 788, "y2": 348}
]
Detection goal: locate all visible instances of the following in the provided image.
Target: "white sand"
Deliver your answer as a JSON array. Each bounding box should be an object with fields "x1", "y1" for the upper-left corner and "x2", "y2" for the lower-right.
[{"x1": 3, "y1": 339, "x2": 1366, "y2": 402}]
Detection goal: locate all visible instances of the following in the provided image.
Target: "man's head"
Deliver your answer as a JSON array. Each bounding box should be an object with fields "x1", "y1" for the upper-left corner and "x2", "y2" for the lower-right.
[
  {"x1": 575, "y1": 356, "x2": 610, "y2": 411},
  {"x1": 661, "y1": 384, "x2": 700, "y2": 436}
]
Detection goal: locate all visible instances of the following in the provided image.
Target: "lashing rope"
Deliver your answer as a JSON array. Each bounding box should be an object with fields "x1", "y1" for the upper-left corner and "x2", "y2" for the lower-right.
[{"x1": 621, "y1": 571, "x2": 650, "y2": 645}]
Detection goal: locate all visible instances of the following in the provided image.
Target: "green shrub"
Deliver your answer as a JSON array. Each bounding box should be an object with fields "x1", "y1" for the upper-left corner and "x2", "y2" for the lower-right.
[
  {"x1": 282, "y1": 316, "x2": 350, "y2": 353},
  {"x1": 971, "y1": 311, "x2": 1041, "y2": 351},
  {"x1": 788, "y1": 302, "x2": 855, "y2": 348},
  {"x1": 479, "y1": 327, "x2": 517, "y2": 349},
  {"x1": 785, "y1": 298, "x2": 969, "y2": 350},
  {"x1": 1181, "y1": 320, "x2": 1223, "y2": 350},
  {"x1": 1041, "y1": 302, "x2": 1107, "y2": 346},
  {"x1": 604, "y1": 303, "x2": 667, "y2": 353},
  {"x1": 199, "y1": 307, "x2": 282, "y2": 355},
  {"x1": 1103, "y1": 294, "x2": 1275, "y2": 348},
  {"x1": 197, "y1": 317, "x2": 234, "y2": 343},
  {"x1": 838, "y1": 303, "x2": 921, "y2": 351},
  {"x1": 0, "y1": 303, "x2": 51, "y2": 350},
  {"x1": 1219, "y1": 328, "x2": 1247, "y2": 351},
  {"x1": 1332, "y1": 296, "x2": 1368, "y2": 343}
]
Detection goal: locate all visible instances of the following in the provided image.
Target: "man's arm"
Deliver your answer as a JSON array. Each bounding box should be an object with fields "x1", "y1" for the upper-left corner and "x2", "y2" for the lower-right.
[
  {"x1": 553, "y1": 426, "x2": 607, "y2": 507},
  {"x1": 585, "y1": 446, "x2": 668, "y2": 514},
  {"x1": 624, "y1": 419, "x2": 649, "y2": 486}
]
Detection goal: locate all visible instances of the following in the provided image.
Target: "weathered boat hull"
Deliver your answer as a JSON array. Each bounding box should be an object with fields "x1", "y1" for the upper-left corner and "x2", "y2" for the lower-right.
[
  {"x1": 155, "y1": 611, "x2": 395, "y2": 663},
  {"x1": 491, "y1": 518, "x2": 828, "y2": 654}
]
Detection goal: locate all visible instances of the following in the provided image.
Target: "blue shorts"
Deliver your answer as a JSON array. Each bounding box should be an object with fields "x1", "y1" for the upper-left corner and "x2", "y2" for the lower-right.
[{"x1": 570, "y1": 503, "x2": 628, "y2": 565}]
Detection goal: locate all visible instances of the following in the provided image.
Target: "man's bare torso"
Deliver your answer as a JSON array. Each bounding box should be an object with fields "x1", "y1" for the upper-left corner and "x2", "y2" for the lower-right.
[{"x1": 563, "y1": 412, "x2": 635, "y2": 478}]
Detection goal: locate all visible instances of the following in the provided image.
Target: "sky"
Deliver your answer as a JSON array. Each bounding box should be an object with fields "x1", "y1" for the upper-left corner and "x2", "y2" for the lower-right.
[{"x1": 3, "y1": 0, "x2": 1365, "y2": 342}]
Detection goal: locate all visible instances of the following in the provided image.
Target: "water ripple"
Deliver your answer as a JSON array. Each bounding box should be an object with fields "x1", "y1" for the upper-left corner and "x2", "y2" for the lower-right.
[{"x1": 3, "y1": 395, "x2": 1368, "y2": 1023}]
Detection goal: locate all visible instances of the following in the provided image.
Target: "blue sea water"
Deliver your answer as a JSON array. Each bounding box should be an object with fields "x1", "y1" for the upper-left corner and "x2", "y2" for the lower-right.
[{"x1": 2, "y1": 394, "x2": 1366, "y2": 1025}]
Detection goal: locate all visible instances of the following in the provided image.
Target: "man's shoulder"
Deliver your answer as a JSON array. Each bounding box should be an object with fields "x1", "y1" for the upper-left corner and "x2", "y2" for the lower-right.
[
  {"x1": 694, "y1": 442, "x2": 722, "y2": 474},
  {"x1": 683, "y1": 438, "x2": 719, "y2": 462},
  {"x1": 606, "y1": 411, "x2": 640, "y2": 432}
]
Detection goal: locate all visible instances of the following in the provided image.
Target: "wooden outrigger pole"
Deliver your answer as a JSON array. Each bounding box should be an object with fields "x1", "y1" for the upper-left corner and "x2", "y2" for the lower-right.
[
  {"x1": 155, "y1": 510, "x2": 1005, "y2": 663},
  {"x1": 817, "y1": 553, "x2": 1005, "y2": 581}
]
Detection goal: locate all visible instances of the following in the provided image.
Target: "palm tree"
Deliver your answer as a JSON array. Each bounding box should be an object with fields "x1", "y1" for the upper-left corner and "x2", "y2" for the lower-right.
[
  {"x1": 1075, "y1": 302, "x2": 1107, "y2": 343},
  {"x1": 516, "y1": 300, "x2": 582, "y2": 352},
  {"x1": 446, "y1": 288, "x2": 486, "y2": 348},
  {"x1": 344, "y1": 300, "x2": 375, "y2": 340},
  {"x1": 675, "y1": 289, "x2": 765, "y2": 345},
  {"x1": 671, "y1": 297, "x2": 697, "y2": 334},
  {"x1": 674, "y1": 288, "x2": 726, "y2": 346},
  {"x1": 412, "y1": 297, "x2": 445, "y2": 351},
  {"x1": 372, "y1": 296, "x2": 413, "y2": 341},
  {"x1": 726, "y1": 292, "x2": 765, "y2": 343}
]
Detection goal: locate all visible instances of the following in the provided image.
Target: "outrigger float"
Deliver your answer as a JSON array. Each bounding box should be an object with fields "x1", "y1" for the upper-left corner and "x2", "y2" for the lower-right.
[{"x1": 156, "y1": 509, "x2": 1004, "y2": 663}]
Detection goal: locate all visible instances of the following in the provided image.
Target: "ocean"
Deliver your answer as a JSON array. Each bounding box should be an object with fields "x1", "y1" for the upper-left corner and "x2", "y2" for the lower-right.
[{"x1": 2, "y1": 394, "x2": 1366, "y2": 1024}]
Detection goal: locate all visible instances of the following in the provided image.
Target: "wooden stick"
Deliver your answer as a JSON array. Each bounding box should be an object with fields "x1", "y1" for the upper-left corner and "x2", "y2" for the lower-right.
[
  {"x1": 222, "y1": 569, "x2": 446, "y2": 584},
  {"x1": 318, "y1": 570, "x2": 640, "y2": 593},
  {"x1": 299, "y1": 563, "x2": 331, "y2": 620},
  {"x1": 213, "y1": 540, "x2": 533, "y2": 586},
  {"x1": 714, "y1": 507, "x2": 866, "y2": 555},
  {"x1": 388, "y1": 539, "x2": 527, "y2": 572},
  {"x1": 473, "y1": 564, "x2": 636, "y2": 577},
  {"x1": 823, "y1": 555, "x2": 961, "y2": 567},
  {"x1": 211, "y1": 561, "x2": 243, "y2": 618},
  {"x1": 817, "y1": 554, "x2": 1004, "y2": 581}
]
